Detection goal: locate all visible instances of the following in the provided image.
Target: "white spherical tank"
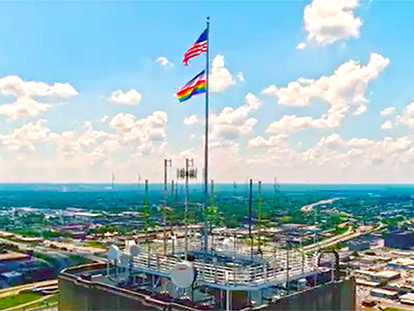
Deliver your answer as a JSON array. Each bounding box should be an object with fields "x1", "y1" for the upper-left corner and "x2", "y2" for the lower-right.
[{"x1": 170, "y1": 261, "x2": 196, "y2": 288}]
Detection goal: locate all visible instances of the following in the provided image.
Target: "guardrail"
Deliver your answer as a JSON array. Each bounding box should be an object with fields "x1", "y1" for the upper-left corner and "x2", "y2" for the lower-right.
[{"x1": 131, "y1": 251, "x2": 316, "y2": 287}]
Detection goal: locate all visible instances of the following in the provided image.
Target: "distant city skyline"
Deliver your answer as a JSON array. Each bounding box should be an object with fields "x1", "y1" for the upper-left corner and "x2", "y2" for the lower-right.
[{"x1": 0, "y1": 1, "x2": 413, "y2": 183}]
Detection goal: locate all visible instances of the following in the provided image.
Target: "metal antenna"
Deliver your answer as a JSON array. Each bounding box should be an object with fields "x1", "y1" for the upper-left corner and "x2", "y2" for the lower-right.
[
  {"x1": 258, "y1": 181, "x2": 262, "y2": 257},
  {"x1": 177, "y1": 159, "x2": 197, "y2": 259},
  {"x1": 144, "y1": 179, "x2": 151, "y2": 267},
  {"x1": 111, "y1": 172, "x2": 116, "y2": 202},
  {"x1": 286, "y1": 239, "x2": 290, "y2": 295},
  {"x1": 249, "y1": 179, "x2": 253, "y2": 262},
  {"x1": 163, "y1": 159, "x2": 172, "y2": 255}
]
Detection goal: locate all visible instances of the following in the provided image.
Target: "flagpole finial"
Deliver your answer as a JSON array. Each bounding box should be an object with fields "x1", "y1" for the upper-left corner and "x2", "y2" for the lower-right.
[{"x1": 206, "y1": 16, "x2": 210, "y2": 22}]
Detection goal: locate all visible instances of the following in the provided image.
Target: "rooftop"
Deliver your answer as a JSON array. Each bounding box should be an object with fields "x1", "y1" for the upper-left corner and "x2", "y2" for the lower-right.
[{"x1": 0, "y1": 251, "x2": 30, "y2": 262}]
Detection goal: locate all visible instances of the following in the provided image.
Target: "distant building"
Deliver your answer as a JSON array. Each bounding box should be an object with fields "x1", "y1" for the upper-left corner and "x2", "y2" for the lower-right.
[
  {"x1": 385, "y1": 230, "x2": 414, "y2": 250},
  {"x1": 370, "y1": 288, "x2": 398, "y2": 300},
  {"x1": 1, "y1": 271, "x2": 23, "y2": 285},
  {"x1": 372, "y1": 271, "x2": 400, "y2": 282},
  {"x1": 348, "y1": 240, "x2": 369, "y2": 252},
  {"x1": 388, "y1": 258, "x2": 414, "y2": 269}
]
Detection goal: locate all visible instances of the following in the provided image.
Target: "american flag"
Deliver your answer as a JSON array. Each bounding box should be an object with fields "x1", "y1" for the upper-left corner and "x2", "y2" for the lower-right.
[{"x1": 183, "y1": 28, "x2": 208, "y2": 66}]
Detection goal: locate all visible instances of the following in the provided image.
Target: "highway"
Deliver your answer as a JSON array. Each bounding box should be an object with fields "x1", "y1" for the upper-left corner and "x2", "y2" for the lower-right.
[
  {"x1": 0, "y1": 279, "x2": 58, "y2": 299},
  {"x1": 0, "y1": 237, "x2": 107, "y2": 264},
  {"x1": 302, "y1": 223, "x2": 385, "y2": 253}
]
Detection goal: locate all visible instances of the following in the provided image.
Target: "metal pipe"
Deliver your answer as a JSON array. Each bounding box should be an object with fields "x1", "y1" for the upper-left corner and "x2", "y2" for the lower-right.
[
  {"x1": 185, "y1": 159, "x2": 190, "y2": 259},
  {"x1": 258, "y1": 181, "x2": 262, "y2": 257},
  {"x1": 203, "y1": 16, "x2": 210, "y2": 252},
  {"x1": 249, "y1": 179, "x2": 253, "y2": 262}
]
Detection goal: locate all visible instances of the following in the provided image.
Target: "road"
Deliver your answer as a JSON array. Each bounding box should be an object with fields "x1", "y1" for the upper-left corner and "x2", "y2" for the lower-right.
[
  {"x1": 300, "y1": 198, "x2": 340, "y2": 212},
  {"x1": 0, "y1": 280, "x2": 58, "y2": 299},
  {"x1": 0, "y1": 237, "x2": 106, "y2": 264},
  {"x1": 302, "y1": 222, "x2": 385, "y2": 253}
]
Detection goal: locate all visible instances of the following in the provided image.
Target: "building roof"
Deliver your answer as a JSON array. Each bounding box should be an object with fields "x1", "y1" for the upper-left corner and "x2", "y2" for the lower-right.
[
  {"x1": 401, "y1": 293, "x2": 414, "y2": 302},
  {"x1": 389, "y1": 258, "x2": 414, "y2": 267},
  {"x1": 1, "y1": 271, "x2": 22, "y2": 278},
  {"x1": 371, "y1": 288, "x2": 398, "y2": 296},
  {"x1": 0, "y1": 251, "x2": 29, "y2": 262},
  {"x1": 373, "y1": 271, "x2": 400, "y2": 279},
  {"x1": 356, "y1": 279, "x2": 380, "y2": 287}
]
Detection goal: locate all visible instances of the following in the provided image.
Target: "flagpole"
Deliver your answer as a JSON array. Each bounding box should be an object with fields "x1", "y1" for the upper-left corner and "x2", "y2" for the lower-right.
[{"x1": 203, "y1": 16, "x2": 210, "y2": 251}]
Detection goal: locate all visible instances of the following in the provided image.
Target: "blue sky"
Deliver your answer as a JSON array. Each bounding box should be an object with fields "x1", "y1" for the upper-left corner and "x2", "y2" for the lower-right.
[{"x1": 0, "y1": 1, "x2": 413, "y2": 183}]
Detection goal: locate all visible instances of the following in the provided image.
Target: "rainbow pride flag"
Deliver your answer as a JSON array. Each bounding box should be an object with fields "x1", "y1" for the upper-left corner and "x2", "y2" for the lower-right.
[{"x1": 176, "y1": 70, "x2": 206, "y2": 103}]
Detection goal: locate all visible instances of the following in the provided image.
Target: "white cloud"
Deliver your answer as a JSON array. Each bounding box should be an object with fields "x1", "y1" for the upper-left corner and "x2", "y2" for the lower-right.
[
  {"x1": 109, "y1": 111, "x2": 168, "y2": 145},
  {"x1": 381, "y1": 121, "x2": 393, "y2": 130},
  {"x1": 397, "y1": 102, "x2": 414, "y2": 127},
  {"x1": 156, "y1": 57, "x2": 173, "y2": 67},
  {"x1": 264, "y1": 53, "x2": 389, "y2": 133},
  {"x1": 100, "y1": 115, "x2": 109, "y2": 122},
  {"x1": 249, "y1": 134, "x2": 288, "y2": 148},
  {"x1": 0, "y1": 76, "x2": 78, "y2": 121},
  {"x1": 210, "y1": 55, "x2": 236, "y2": 92},
  {"x1": 0, "y1": 76, "x2": 78, "y2": 98},
  {"x1": 109, "y1": 89, "x2": 142, "y2": 105},
  {"x1": 303, "y1": 0, "x2": 363, "y2": 45},
  {"x1": 0, "y1": 119, "x2": 51, "y2": 151},
  {"x1": 354, "y1": 105, "x2": 367, "y2": 115},
  {"x1": 237, "y1": 72, "x2": 245, "y2": 82},
  {"x1": 380, "y1": 107, "x2": 395, "y2": 117},
  {"x1": 183, "y1": 115, "x2": 199, "y2": 125},
  {"x1": 210, "y1": 93, "x2": 260, "y2": 147},
  {"x1": 296, "y1": 42, "x2": 306, "y2": 50},
  {"x1": 0, "y1": 98, "x2": 51, "y2": 120}
]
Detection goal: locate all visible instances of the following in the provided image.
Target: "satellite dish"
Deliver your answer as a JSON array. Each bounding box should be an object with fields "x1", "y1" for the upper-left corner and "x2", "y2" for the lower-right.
[
  {"x1": 120, "y1": 253, "x2": 131, "y2": 267},
  {"x1": 170, "y1": 261, "x2": 196, "y2": 288},
  {"x1": 108, "y1": 245, "x2": 120, "y2": 261},
  {"x1": 130, "y1": 245, "x2": 141, "y2": 256},
  {"x1": 223, "y1": 237, "x2": 235, "y2": 252}
]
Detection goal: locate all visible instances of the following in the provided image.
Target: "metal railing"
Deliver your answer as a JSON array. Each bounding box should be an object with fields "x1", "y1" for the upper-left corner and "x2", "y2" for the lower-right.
[{"x1": 130, "y1": 250, "x2": 316, "y2": 287}]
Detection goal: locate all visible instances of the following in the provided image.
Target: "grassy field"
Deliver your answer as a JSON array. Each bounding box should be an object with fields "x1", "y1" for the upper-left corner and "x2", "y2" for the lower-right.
[
  {"x1": 25, "y1": 295, "x2": 58, "y2": 310},
  {"x1": 0, "y1": 292, "x2": 43, "y2": 310},
  {"x1": 84, "y1": 241, "x2": 106, "y2": 249}
]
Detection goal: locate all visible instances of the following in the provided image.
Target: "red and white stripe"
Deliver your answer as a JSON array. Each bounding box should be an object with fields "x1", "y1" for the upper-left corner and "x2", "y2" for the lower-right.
[{"x1": 183, "y1": 41, "x2": 207, "y2": 65}]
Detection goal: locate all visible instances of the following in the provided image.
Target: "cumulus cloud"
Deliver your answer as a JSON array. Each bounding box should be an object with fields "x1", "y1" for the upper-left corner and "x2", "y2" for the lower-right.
[
  {"x1": 100, "y1": 115, "x2": 109, "y2": 122},
  {"x1": 0, "y1": 76, "x2": 78, "y2": 98},
  {"x1": 183, "y1": 115, "x2": 199, "y2": 125},
  {"x1": 156, "y1": 57, "x2": 173, "y2": 67},
  {"x1": 210, "y1": 93, "x2": 260, "y2": 147},
  {"x1": 0, "y1": 76, "x2": 78, "y2": 120},
  {"x1": 381, "y1": 121, "x2": 393, "y2": 130},
  {"x1": 237, "y1": 72, "x2": 245, "y2": 82},
  {"x1": 0, "y1": 119, "x2": 51, "y2": 152},
  {"x1": 296, "y1": 42, "x2": 306, "y2": 50},
  {"x1": 354, "y1": 105, "x2": 367, "y2": 115},
  {"x1": 109, "y1": 111, "x2": 168, "y2": 146},
  {"x1": 380, "y1": 107, "x2": 395, "y2": 117},
  {"x1": 210, "y1": 55, "x2": 236, "y2": 92},
  {"x1": 109, "y1": 89, "x2": 142, "y2": 105},
  {"x1": 303, "y1": 0, "x2": 363, "y2": 45},
  {"x1": 249, "y1": 134, "x2": 288, "y2": 148},
  {"x1": 0, "y1": 98, "x2": 51, "y2": 120},
  {"x1": 397, "y1": 102, "x2": 414, "y2": 127},
  {"x1": 264, "y1": 53, "x2": 389, "y2": 133}
]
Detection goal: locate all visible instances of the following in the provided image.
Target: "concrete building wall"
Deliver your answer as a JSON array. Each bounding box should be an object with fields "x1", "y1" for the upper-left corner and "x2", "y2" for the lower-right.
[
  {"x1": 385, "y1": 231, "x2": 414, "y2": 250},
  {"x1": 259, "y1": 278, "x2": 356, "y2": 311},
  {"x1": 59, "y1": 264, "x2": 355, "y2": 311}
]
